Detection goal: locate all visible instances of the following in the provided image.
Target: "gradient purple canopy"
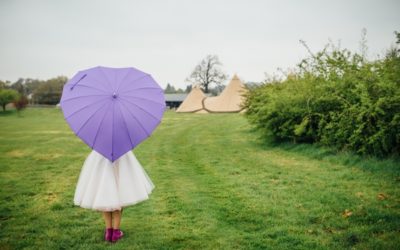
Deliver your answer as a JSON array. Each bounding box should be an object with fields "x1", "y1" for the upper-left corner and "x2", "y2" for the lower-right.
[{"x1": 60, "y1": 66, "x2": 166, "y2": 162}]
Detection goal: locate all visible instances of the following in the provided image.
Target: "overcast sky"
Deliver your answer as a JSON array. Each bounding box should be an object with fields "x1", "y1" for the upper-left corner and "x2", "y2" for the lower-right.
[{"x1": 0, "y1": 0, "x2": 399, "y2": 89}]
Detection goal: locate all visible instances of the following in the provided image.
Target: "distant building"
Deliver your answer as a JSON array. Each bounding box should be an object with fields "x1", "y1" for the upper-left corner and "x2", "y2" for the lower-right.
[{"x1": 164, "y1": 93, "x2": 188, "y2": 109}]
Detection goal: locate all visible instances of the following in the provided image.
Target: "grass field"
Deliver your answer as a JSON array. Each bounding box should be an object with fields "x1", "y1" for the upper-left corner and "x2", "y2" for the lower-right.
[{"x1": 0, "y1": 108, "x2": 399, "y2": 249}]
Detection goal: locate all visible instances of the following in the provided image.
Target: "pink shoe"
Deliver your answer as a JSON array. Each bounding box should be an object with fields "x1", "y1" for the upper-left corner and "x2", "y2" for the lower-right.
[
  {"x1": 112, "y1": 229, "x2": 124, "y2": 242},
  {"x1": 104, "y1": 228, "x2": 113, "y2": 242}
]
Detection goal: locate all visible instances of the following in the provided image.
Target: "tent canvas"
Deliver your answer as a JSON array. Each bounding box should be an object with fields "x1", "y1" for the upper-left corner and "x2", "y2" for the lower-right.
[
  {"x1": 203, "y1": 74, "x2": 248, "y2": 113},
  {"x1": 176, "y1": 85, "x2": 207, "y2": 113}
]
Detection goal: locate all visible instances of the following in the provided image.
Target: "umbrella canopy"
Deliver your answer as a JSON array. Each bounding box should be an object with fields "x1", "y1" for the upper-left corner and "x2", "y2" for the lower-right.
[{"x1": 60, "y1": 66, "x2": 166, "y2": 162}]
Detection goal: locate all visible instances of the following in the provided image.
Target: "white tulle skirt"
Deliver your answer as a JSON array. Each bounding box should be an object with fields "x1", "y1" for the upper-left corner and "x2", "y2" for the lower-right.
[{"x1": 73, "y1": 150, "x2": 155, "y2": 212}]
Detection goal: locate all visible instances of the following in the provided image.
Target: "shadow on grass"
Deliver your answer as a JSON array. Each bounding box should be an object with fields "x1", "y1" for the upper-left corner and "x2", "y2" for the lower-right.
[
  {"x1": 244, "y1": 126, "x2": 400, "y2": 177},
  {"x1": 0, "y1": 109, "x2": 17, "y2": 116},
  {"x1": 0, "y1": 109, "x2": 29, "y2": 118}
]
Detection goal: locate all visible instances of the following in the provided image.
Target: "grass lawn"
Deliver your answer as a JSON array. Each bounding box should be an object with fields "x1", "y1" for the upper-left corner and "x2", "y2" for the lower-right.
[{"x1": 0, "y1": 108, "x2": 399, "y2": 249}]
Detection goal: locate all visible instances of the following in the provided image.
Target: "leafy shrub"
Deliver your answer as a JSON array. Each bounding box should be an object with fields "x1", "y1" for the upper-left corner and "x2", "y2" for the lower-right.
[
  {"x1": 244, "y1": 36, "x2": 400, "y2": 157},
  {"x1": 12, "y1": 95, "x2": 29, "y2": 113}
]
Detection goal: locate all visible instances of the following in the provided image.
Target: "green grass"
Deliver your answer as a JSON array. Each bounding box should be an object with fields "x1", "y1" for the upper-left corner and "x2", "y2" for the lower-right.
[{"x1": 0, "y1": 108, "x2": 399, "y2": 249}]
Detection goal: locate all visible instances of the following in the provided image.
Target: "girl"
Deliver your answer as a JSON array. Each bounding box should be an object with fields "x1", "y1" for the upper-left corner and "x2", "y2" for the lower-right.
[{"x1": 73, "y1": 150, "x2": 154, "y2": 243}]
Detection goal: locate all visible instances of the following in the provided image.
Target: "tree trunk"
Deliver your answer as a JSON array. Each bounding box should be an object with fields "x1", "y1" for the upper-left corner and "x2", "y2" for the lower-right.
[{"x1": 2, "y1": 104, "x2": 5, "y2": 111}]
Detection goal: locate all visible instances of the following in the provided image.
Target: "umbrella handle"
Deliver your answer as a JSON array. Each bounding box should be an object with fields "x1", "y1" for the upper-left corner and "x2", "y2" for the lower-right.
[{"x1": 70, "y1": 74, "x2": 87, "y2": 90}]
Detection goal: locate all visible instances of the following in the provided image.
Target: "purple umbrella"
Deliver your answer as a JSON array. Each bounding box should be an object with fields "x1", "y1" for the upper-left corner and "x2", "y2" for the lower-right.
[{"x1": 60, "y1": 66, "x2": 166, "y2": 162}]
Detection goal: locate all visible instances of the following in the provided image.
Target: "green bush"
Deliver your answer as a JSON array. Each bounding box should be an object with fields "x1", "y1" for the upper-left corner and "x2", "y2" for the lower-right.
[
  {"x1": 244, "y1": 38, "x2": 400, "y2": 157},
  {"x1": 12, "y1": 94, "x2": 29, "y2": 113},
  {"x1": 0, "y1": 88, "x2": 19, "y2": 111}
]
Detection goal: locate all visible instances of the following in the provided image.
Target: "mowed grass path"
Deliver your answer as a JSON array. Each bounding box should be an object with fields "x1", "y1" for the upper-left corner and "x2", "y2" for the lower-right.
[{"x1": 0, "y1": 108, "x2": 399, "y2": 249}]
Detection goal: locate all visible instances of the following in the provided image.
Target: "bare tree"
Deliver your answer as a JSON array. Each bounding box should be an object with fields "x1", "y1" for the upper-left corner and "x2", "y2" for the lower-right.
[{"x1": 186, "y1": 55, "x2": 228, "y2": 93}]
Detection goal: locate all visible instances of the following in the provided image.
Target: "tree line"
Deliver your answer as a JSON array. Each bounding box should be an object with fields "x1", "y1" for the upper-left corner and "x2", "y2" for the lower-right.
[
  {"x1": 164, "y1": 83, "x2": 191, "y2": 94},
  {"x1": 164, "y1": 82, "x2": 227, "y2": 96},
  {"x1": 0, "y1": 76, "x2": 67, "y2": 111},
  {"x1": 1, "y1": 52, "x2": 235, "y2": 112}
]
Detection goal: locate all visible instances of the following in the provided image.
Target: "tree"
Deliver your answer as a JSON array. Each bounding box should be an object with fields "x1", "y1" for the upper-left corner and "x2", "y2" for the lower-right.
[
  {"x1": 33, "y1": 76, "x2": 67, "y2": 104},
  {"x1": 11, "y1": 78, "x2": 27, "y2": 95},
  {"x1": 174, "y1": 88, "x2": 185, "y2": 93},
  {"x1": 0, "y1": 80, "x2": 9, "y2": 90},
  {"x1": 0, "y1": 80, "x2": 12, "y2": 90},
  {"x1": 0, "y1": 89, "x2": 19, "y2": 111},
  {"x1": 164, "y1": 83, "x2": 186, "y2": 94},
  {"x1": 24, "y1": 79, "x2": 43, "y2": 104},
  {"x1": 164, "y1": 83, "x2": 176, "y2": 93},
  {"x1": 209, "y1": 84, "x2": 226, "y2": 96},
  {"x1": 186, "y1": 55, "x2": 228, "y2": 93},
  {"x1": 12, "y1": 95, "x2": 28, "y2": 114},
  {"x1": 185, "y1": 84, "x2": 192, "y2": 93}
]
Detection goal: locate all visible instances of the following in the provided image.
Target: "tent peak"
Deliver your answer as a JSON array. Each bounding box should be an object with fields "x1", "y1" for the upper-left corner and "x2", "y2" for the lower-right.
[
  {"x1": 232, "y1": 74, "x2": 239, "y2": 80},
  {"x1": 192, "y1": 83, "x2": 202, "y2": 89}
]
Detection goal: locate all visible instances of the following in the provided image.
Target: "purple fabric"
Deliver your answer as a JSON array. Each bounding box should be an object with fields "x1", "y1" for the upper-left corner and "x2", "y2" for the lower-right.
[{"x1": 60, "y1": 66, "x2": 166, "y2": 162}]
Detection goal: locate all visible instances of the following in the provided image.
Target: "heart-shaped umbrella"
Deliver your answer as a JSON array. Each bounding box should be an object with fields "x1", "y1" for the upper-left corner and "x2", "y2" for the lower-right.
[{"x1": 60, "y1": 66, "x2": 166, "y2": 162}]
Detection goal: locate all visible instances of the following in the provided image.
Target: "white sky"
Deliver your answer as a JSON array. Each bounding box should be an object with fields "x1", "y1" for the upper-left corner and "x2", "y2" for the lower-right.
[{"x1": 0, "y1": 0, "x2": 399, "y2": 89}]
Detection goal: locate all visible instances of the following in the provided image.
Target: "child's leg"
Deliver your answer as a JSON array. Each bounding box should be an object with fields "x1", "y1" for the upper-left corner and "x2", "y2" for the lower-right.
[
  {"x1": 112, "y1": 209, "x2": 122, "y2": 229},
  {"x1": 102, "y1": 212, "x2": 112, "y2": 229}
]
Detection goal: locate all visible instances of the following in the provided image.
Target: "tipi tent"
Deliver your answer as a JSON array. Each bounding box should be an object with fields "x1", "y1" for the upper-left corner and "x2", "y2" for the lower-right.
[
  {"x1": 176, "y1": 85, "x2": 207, "y2": 113},
  {"x1": 203, "y1": 74, "x2": 248, "y2": 113}
]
